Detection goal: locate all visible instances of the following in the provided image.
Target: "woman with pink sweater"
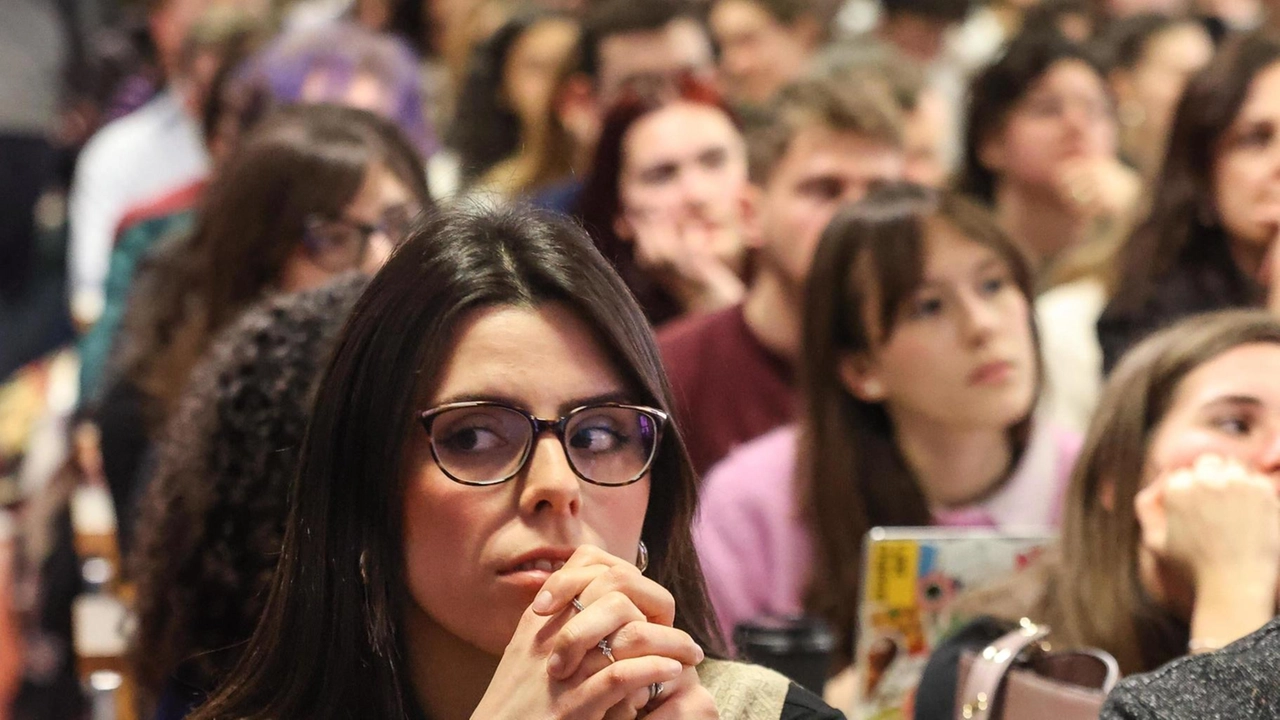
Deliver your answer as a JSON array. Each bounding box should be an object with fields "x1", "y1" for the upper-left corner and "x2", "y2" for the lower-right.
[{"x1": 694, "y1": 184, "x2": 1080, "y2": 668}]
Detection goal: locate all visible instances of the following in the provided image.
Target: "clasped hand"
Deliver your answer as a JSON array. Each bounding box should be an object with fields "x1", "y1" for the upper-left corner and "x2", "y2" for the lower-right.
[{"x1": 471, "y1": 545, "x2": 718, "y2": 720}]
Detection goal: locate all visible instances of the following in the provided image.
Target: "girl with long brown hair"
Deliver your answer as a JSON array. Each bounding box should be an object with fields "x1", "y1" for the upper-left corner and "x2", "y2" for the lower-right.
[
  {"x1": 916, "y1": 309, "x2": 1280, "y2": 718},
  {"x1": 694, "y1": 183, "x2": 1079, "y2": 666}
]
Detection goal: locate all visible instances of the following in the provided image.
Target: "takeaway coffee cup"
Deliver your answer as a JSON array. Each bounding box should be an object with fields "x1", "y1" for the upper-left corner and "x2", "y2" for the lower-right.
[{"x1": 732, "y1": 615, "x2": 835, "y2": 695}]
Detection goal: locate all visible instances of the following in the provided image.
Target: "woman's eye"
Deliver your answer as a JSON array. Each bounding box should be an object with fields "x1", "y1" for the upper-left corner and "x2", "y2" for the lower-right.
[
  {"x1": 1235, "y1": 123, "x2": 1274, "y2": 149},
  {"x1": 910, "y1": 296, "x2": 944, "y2": 319},
  {"x1": 441, "y1": 427, "x2": 506, "y2": 453},
  {"x1": 979, "y1": 276, "x2": 1008, "y2": 295},
  {"x1": 569, "y1": 426, "x2": 630, "y2": 454},
  {"x1": 1211, "y1": 415, "x2": 1252, "y2": 436},
  {"x1": 1024, "y1": 96, "x2": 1063, "y2": 118},
  {"x1": 698, "y1": 148, "x2": 728, "y2": 170},
  {"x1": 639, "y1": 164, "x2": 679, "y2": 185}
]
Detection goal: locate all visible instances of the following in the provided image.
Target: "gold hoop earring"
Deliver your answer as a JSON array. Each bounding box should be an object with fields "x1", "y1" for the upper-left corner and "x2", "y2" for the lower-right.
[{"x1": 636, "y1": 540, "x2": 649, "y2": 573}]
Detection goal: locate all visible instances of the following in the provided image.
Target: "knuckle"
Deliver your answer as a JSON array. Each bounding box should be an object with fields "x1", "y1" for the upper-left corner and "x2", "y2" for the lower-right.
[
  {"x1": 605, "y1": 563, "x2": 638, "y2": 586},
  {"x1": 603, "y1": 590, "x2": 635, "y2": 613},
  {"x1": 558, "y1": 621, "x2": 585, "y2": 651},
  {"x1": 603, "y1": 664, "x2": 631, "y2": 692},
  {"x1": 613, "y1": 622, "x2": 647, "y2": 652}
]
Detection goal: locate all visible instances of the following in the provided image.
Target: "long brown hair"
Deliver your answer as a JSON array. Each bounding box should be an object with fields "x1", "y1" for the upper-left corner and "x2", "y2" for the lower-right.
[
  {"x1": 111, "y1": 104, "x2": 429, "y2": 430},
  {"x1": 797, "y1": 184, "x2": 1040, "y2": 666},
  {"x1": 188, "y1": 206, "x2": 722, "y2": 720},
  {"x1": 1100, "y1": 35, "x2": 1280, "y2": 342},
  {"x1": 1034, "y1": 310, "x2": 1280, "y2": 673}
]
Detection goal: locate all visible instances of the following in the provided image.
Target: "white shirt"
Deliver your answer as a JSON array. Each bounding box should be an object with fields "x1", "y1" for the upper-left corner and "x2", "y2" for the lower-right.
[
  {"x1": 1036, "y1": 277, "x2": 1107, "y2": 434},
  {"x1": 67, "y1": 90, "x2": 209, "y2": 324}
]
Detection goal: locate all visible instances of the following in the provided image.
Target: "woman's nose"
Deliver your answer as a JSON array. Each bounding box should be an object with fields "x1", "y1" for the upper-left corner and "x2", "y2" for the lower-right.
[{"x1": 518, "y1": 434, "x2": 582, "y2": 517}]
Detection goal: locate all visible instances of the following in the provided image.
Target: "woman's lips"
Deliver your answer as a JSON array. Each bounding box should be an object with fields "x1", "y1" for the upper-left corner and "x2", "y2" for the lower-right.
[
  {"x1": 968, "y1": 360, "x2": 1014, "y2": 386},
  {"x1": 502, "y1": 558, "x2": 566, "y2": 574}
]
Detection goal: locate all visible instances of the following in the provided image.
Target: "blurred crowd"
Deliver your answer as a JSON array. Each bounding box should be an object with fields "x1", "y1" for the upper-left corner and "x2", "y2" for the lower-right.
[{"x1": 4, "y1": 0, "x2": 1280, "y2": 717}]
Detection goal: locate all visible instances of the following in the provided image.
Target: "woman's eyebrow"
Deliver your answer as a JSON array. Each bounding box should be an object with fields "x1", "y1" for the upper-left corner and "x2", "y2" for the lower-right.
[
  {"x1": 558, "y1": 390, "x2": 633, "y2": 415},
  {"x1": 432, "y1": 391, "x2": 523, "y2": 408},
  {"x1": 1199, "y1": 394, "x2": 1264, "y2": 413},
  {"x1": 430, "y1": 390, "x2": 635, "y2": 415}
]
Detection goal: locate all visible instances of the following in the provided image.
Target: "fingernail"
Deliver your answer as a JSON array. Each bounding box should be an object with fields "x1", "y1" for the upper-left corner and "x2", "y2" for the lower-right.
[
  {"x1": 547, "y1": 653, "x2": 564, "y2": 677},
  {"x1": 694, "y1": 644, "x2": 705, "y2": 664},
  {"x1": 532, "y1": 590, "x2": 554, "y2": 613},
  {"x1": 663, "y1": 658, "x2": 683, "y2": 677}
]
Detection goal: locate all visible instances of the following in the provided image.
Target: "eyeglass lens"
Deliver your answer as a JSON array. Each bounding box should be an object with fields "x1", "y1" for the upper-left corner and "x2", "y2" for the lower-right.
[{"x1": 429, "y1": 405, "x2": 659, "y2": 485}]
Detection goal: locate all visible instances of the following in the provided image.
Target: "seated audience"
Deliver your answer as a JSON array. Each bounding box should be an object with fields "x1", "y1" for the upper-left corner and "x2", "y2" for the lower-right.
[
  {"x1": 708, "y1": 0, "x2": 824, "y2": 107},
  {"x1": 129, "y1": 275, "x2": 369, "y2": 719},
  {"x1": 914, "y1": 310, "x2": 1280, "y2": 719},
  {"x1": 959, "y1": 29, "x2": 1141, "y2": 282},
  {"x1": 1098, "y1": 33, "x2": 1280, "y2": 373},
  {"x1": 875, "y1": 0, "x2": 972, "y2": 67},
  {"x1": 810, "y1": 41, "x2": 954, "y2": 187},
  {"x1": 576, "y1": 76, "x2": 751, "y2": 326},
  {"x1": 695, "y1": 184, "x2": 1078, "y2": 664},
  {"x1": 659, "y1": 72, "x2": 905, "y2": 475},
  {"x1": 95, "y1": 104, "x2": 429, "y2": 554},
  {"x1": 448, "y1": 10, "x2": 580, "y2": 196},
  {"x1": 1035, "y1": 18, "x2": 1214, "y2": 431},
  {"x1": 77, "y1": 8, "x2": 268, "y2": 403},
  {"x1": 186, "y1": 206, "x2": 844, "y2": 720},
  {"x1": 1098, "y1": 14, "x2": 1215, "y2": 180},
  {"x1": 236, "y1": 21, "x2": 437, "y2": 157},
  {"x1": 79, "y1": 18, "x2": 439, "y2": 403},
  {"x1": 66, "y1": 0, "x2": 273, "y2": 331},
  {"x1": 535, "y1": 0, "x2": 717, "y2": 213}
]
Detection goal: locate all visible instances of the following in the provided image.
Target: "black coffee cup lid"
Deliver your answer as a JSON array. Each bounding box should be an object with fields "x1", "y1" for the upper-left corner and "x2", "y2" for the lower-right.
[{"x1": 733, "y1": 615, "x2": 836, "y2": 653}]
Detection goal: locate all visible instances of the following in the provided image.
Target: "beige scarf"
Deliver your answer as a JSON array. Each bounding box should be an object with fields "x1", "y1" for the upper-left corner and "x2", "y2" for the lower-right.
[{"x1": 696, "y1": 659, "x2": 793, "y2": 720}]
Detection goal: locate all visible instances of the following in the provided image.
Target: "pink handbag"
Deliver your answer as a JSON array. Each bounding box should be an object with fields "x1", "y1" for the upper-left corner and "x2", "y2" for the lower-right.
[{"x1": 954, "y1": 619, "x2": 1120, "y2": 720}]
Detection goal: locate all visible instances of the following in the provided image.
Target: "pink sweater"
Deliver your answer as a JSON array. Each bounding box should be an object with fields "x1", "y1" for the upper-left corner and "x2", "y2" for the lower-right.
[{"x1": 693, "y1": 421, "x2": 1081, "y2": 645}]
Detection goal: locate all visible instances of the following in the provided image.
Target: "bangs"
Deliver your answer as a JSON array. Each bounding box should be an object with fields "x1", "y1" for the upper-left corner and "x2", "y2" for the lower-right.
[
  {"x1": 853, "y1": 195, "x2": 1035, "y2": 346},
  {"x1": 854, "y1": 213, "x2": 928, "y2": 345}
]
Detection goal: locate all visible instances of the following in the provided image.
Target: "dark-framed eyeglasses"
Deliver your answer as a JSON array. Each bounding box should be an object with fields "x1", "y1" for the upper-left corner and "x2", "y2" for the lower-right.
[
  {"x1": 416, "y1": 401, "x2": 669, "y2": 487},
  {"x1": 303, "y1": 203, "x2": 419, "y2": 272}
]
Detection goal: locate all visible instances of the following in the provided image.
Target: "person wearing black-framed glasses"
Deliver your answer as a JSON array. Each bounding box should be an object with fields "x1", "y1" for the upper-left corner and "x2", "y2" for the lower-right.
[{"x1": 187, "y1": 205, "x2": 845, "y2": 720}]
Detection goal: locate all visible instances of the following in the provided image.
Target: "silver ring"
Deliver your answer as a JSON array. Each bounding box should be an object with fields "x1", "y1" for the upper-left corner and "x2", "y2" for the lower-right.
[
  {"x1": 597, "y1": 638, "x2": 616, "y2": 663},
  {"x1": 571, "y1": 597, "x2": 585, "y2": 613},
  {"x1": 648, "y1": 681, "x2": 664, "y2": 704}
]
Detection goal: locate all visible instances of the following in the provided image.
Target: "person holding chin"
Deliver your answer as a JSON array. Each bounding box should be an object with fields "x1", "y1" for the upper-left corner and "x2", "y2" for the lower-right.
[
  {"x1": 958, "y1": 29, "x2": 1140, "y2": 286},
  {"x1": 913, "y1": 309, "x2": 1280, "y2": 719},
  {"x1": 575, "y1": 75, "x2": 752, "y2": 327},
  {"x1": 187, "y1": 206, "x2": 843, "y2": 720},
  {"x1": 693, "y1": 184, "x2": 1080, "y2": 679}
]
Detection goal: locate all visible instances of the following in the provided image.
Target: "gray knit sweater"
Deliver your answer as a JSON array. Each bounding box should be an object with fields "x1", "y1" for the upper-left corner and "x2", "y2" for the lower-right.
[{"x1": 1100, "y1": 617, "x2": 1280, "y2": 719}]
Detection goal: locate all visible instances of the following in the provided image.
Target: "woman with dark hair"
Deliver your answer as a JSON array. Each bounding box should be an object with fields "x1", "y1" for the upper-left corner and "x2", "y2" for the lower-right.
[
  {"x1": 958, "y1": 30, "x2": 1139, "y2": 280},
  {"x1": 448, "y1": 10, "x2": 580, "y2": 195},
  {"x1": 96, "y1": 103, "x2": 430, "y2": 554},
  {"x1": 694, "y1": 184, "x2": 1078, "y2": 671},
  {"x1": 187, "y1": 206, "x2": 842, "y2": 720},
  {"x1": 915, "y1": 310, "x2": 1280, "y2": 718},
  {"x1": 1031, "y1": 15, "x2": 1213, "y2": 432},
  {"x1": 575, "y1": 76, "x2": 752, "y2": 326},
  {"x1": 1097, "y1": 14, "x2": 1214, "y2": 179},
  {"x1": 1097, "y1": 33, "x2": 1280, "y2": 373},
  {"x1": 127, "y1": 275, "x2": 370, "y2": 720}
]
